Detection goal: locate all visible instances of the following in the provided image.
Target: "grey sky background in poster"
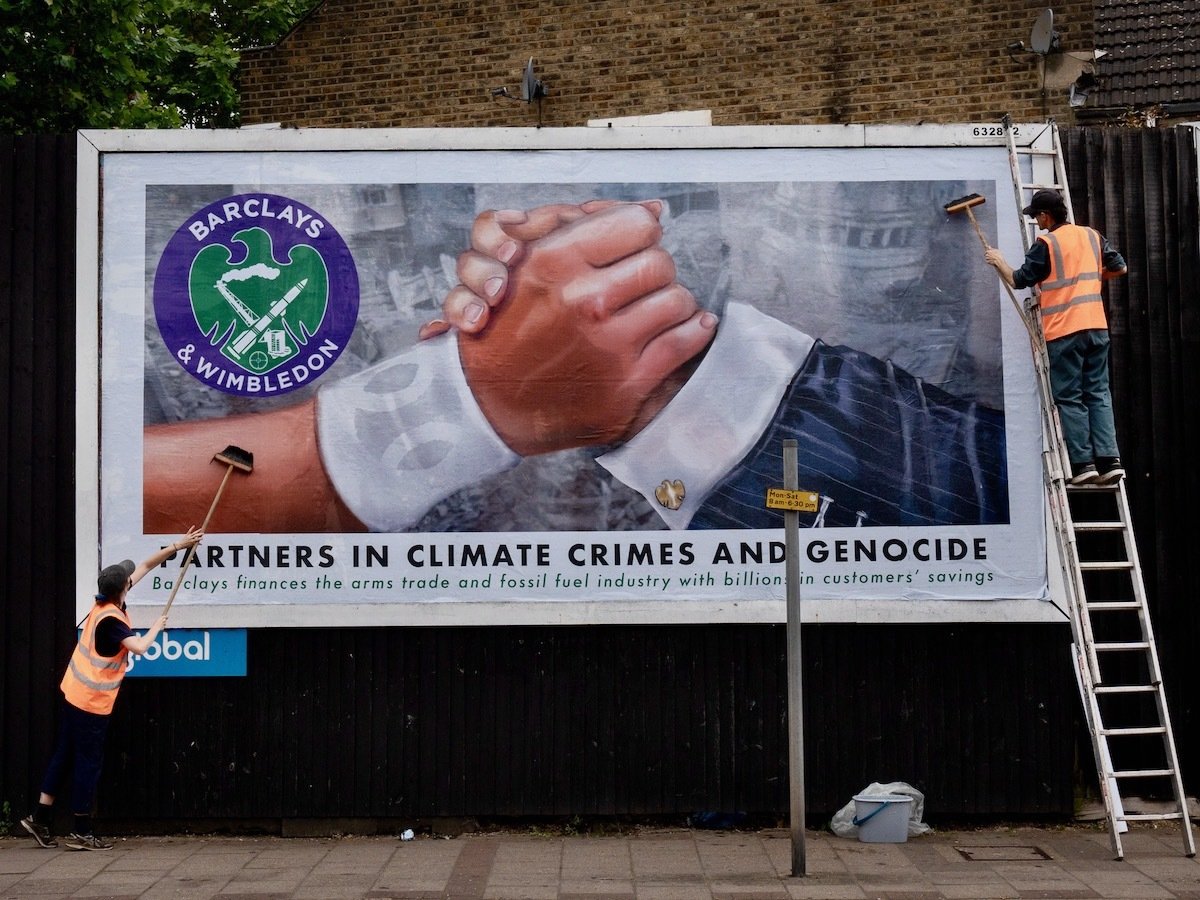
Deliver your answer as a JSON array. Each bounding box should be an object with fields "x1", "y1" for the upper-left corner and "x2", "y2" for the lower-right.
[{"x1": 143, "y1": 178, "x2": 1004, "y2": 534}]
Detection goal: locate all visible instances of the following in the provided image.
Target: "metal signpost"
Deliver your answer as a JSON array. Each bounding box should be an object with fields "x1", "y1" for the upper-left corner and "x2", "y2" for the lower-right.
[{"x1": 771, "y1": 439, "x2": 807, "y2": 876}]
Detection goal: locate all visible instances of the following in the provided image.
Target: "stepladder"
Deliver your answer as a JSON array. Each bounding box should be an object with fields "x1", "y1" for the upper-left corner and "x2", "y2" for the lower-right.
[{"x1": 1003, "y1": 117, "x2": 1195, "y2": 859}]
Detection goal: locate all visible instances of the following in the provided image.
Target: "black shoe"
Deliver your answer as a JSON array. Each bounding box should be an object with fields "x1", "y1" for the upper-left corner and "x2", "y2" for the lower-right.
[
  {"x1": 1069, "y1": 462, "x2": 1099, "y2": 485},
  {"x1": 1096, "y1": 456, "x2": 1125, "y2": 485},
  {"x1": 65, "y1": 831, "x2": 113, "y2": 851},
  {"x1": 20, "y1": 815, "x2": 57, "y2": 849}
]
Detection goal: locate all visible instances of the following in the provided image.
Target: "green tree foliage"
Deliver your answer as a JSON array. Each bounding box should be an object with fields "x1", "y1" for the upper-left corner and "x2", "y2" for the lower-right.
[{"x1": 0, "y1": 0, "x2": 319, "y2": 132}]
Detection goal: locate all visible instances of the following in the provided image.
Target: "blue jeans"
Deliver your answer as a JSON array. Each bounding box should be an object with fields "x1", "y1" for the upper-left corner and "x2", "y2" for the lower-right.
[
  {"x1": 1046, "y1": 329, "x2": 1120, "y2": 464},
  {"x1": 40, "y1": 699, "x2": 111, "y2": 815}
]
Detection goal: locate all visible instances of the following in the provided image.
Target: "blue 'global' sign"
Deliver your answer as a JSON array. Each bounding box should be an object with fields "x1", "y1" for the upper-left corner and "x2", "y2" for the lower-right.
[{"x1": 124, "y1": 629, "x2": 247, "y2": 677}]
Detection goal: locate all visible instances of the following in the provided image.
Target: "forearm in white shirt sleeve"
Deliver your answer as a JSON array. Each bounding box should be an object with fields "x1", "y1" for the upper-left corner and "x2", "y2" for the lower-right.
[{"x1": 315, "y1": 335, "x2": 520, "y2": 531}]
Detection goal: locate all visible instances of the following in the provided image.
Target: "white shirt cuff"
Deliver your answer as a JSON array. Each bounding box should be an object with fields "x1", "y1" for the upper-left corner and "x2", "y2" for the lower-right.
[
  {"x1": 597, "y1": 303, "x2": 815, "y2": 529},
  {"x1": 316, "y1": 335, "x2": 520, "y2": 531}
]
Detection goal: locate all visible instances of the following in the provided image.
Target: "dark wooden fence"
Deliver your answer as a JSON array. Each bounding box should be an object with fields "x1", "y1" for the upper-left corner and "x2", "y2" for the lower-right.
[
  {"x1": 83, "y1": 624, "x2": 1074, "y2": 827},
  {"x1": 1, "y1": 127, "x2": 1195, "y2": 830},
  {"x1": 1, "y1": 134, "x2": 82, "y2": 829},
  {"x1": 1062, "y1": 126, "x2": 1200, "y2": 790}
]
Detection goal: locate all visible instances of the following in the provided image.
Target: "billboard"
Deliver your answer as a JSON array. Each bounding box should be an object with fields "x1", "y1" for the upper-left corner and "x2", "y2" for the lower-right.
[{"x1": 77, "y1": 126, "x2": 1056, "y2": 626}]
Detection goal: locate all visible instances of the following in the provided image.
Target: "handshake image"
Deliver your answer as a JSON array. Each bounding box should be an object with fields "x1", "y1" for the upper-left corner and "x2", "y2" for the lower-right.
[{"x1": 145, "y1": 187, "x2": 1009, "y2": 535}]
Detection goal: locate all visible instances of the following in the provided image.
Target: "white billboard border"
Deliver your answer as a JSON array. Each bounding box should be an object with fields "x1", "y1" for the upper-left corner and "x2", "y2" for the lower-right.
[{"x1": 75, "y1": 125, "x2": 1068, "y2": 627}]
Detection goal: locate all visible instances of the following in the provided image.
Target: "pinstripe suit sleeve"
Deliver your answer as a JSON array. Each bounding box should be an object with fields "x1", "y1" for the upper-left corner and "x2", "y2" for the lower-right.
[{"x1": 689, "y1": 342, "x2": 1009, "y2": 529}]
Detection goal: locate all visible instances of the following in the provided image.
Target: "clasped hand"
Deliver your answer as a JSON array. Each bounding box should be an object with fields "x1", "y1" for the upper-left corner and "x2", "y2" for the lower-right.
[{"x1": 429, "y1": 201, "x2": 718, "y2": 456}]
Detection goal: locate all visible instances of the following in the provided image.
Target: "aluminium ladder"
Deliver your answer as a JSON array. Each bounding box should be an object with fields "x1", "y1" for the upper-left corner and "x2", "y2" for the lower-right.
[{"x1": 1002, "y1": 116, "x2": 1194, "y2": 860}]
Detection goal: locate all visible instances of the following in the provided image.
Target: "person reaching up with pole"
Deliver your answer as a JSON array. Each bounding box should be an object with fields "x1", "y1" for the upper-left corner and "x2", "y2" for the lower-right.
[
  {"x1": 985, "y1": 188, "x2": 1128, "y2": 486},
  {"x1": 20, "y1": 527, "x2": 203, "y2": 851}
]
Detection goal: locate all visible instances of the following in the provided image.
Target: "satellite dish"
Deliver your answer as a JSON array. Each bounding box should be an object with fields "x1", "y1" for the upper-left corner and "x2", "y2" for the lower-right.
[
  {"x1": 521, "y1": 58, "x2": 546, "y2": 102},
  {"x1": 1029, "y1": 8, "x2": 1060, "y2": 55}
]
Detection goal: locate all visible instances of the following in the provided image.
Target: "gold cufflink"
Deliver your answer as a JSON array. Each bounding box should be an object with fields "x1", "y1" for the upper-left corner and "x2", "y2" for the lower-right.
[{"x1": 655, "y1": 479, "x2": 686, "y2": 510}]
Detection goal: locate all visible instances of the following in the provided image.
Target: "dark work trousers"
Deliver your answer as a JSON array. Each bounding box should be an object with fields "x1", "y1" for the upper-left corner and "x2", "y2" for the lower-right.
[
  {"x1": 40, "y1": 698, "x2": 112, "y2": 814},
  {"x1": 1046, "y1": 328, "x2": 1119, "y2": 465}
]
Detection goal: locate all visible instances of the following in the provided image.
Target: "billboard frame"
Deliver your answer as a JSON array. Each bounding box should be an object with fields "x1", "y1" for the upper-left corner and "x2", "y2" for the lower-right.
[{"x1": 76, "y1": 124, "x2": 1068, "y2": 627}]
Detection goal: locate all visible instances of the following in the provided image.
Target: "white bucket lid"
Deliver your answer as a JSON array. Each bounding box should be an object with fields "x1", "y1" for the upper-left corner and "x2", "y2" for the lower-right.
[{"x1": 853, "y1": 794, "x2": 912, "y2": 804}]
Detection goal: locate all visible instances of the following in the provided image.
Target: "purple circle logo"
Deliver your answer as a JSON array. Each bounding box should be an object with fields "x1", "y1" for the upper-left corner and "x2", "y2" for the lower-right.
[{"x1": 153, "y1": 193, "x2": 359, "y2": 396}]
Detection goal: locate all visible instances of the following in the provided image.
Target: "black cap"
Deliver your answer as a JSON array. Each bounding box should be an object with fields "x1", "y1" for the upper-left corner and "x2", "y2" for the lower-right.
[
  {"x1": 97, "y1": 560, "x2": 135, "y2": 598},
  {"x1": 1022, "y1": 189, "x2": 1067, "y2": 218}
]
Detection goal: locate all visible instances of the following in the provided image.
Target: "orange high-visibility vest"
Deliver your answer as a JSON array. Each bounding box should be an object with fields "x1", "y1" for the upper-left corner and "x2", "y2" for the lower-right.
[
  {"x1": 1037, "y1": 223, "x2": 1108, "y2": 341},
  {"x1": 60, "y1": 603, "x2": 130, "y2": 714}
]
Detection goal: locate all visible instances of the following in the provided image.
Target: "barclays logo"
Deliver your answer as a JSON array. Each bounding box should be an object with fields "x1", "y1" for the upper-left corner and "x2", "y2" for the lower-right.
[{"x1": 153, "y1": 193, "x2": 359, "y2": 398}]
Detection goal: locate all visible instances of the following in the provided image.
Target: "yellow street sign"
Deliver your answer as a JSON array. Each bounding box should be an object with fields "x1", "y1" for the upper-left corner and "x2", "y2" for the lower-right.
[{"x1": 765, "y1": 488, "x2": 819, "y2": 512}]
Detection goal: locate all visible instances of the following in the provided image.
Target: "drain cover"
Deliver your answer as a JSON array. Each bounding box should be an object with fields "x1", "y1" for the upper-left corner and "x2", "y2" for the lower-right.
[{"x1": 955, "y1": 845, "x2": 1052, "y2": 861}]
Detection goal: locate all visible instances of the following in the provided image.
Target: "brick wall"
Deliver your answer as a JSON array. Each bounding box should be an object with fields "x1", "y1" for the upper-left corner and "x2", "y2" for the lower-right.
[{"x1": 239, "y1": 0, "x2": 1097, "y2": 127}]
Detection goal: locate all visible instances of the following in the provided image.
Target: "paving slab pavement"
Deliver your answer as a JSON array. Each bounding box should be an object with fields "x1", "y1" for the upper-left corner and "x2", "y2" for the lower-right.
[{"x1": 1, "y1": 823, "x2": 1197, "y2": 899}]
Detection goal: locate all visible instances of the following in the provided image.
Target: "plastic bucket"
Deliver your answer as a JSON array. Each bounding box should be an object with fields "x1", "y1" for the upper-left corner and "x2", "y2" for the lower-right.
[{"x1": 852, "y1": 794, "x2": 912, "y2": 843}]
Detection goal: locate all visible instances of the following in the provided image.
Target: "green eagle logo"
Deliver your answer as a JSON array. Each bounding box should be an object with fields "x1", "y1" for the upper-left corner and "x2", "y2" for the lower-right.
[{"x1": 189, "y1": 228, "x2": 329, "y2": 374}]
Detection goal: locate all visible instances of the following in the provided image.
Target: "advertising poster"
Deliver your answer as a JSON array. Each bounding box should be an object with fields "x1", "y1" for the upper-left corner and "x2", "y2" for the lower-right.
[{"x1": 82, "y1": 130, "x2": 1051, "y2": 625}]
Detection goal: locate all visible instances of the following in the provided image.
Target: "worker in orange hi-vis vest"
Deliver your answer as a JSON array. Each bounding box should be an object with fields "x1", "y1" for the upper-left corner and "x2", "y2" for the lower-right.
[
  {"x1": 19, "y1": 527, "x2": 203, "y2": 852},
  {"x1": 985, "y1": 188, "x2": 1128, "y2": 487}
]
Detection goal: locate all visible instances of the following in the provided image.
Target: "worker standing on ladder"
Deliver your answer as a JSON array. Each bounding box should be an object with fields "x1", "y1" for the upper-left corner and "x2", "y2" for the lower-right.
[{"x1": 985, "y1": 188, "x2": 1128, "y2": 486}]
